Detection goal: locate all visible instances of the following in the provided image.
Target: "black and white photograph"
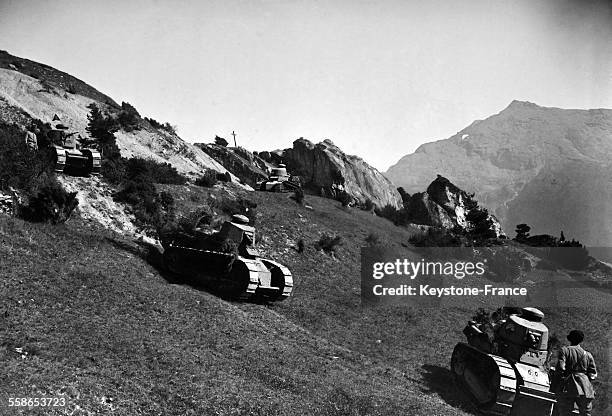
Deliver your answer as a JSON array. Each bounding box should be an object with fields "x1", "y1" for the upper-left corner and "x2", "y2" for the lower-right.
[{"x1": 0, "y1": 1, "x2": 610, "y2": 415}]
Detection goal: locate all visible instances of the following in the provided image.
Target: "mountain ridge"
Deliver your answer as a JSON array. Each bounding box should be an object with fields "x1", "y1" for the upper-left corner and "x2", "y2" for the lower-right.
[{"x1": 387, "y1": 100, "x2": 612, "y2": 245}]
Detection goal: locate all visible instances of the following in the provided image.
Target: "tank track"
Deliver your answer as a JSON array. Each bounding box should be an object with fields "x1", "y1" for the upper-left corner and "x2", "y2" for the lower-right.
[{"x1": 451, "y1": 343, "x2": 556, "y2": 416}]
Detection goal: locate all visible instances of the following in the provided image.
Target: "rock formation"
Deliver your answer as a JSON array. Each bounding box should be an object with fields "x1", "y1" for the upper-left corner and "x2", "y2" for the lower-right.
[
  {"x1": 403, "y1": 175, "x2": 503, "y2": 236},
  {"x1": 261, "y1": 138, "x2": 402, "y2": 208},
  {"x1": 195, "y1": 143, "x2": 270, "y2": 187}
]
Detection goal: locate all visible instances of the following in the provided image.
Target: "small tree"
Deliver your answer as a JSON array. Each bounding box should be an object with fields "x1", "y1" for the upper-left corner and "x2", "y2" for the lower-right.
[
  {"x1": 315, "y1": 234, "x2": 343, "y2": 254},
  {"x1": 214, "y1": 136, "x2": 229, "y2": 147},
  {"x1": 293, "y1": 187, "x2": 305, "y2": 205},
  {"x1": 338, "y1": 190, "x2": 352, "y2": 207},
  {"x1": 362, "y1": 198, "x2": 374, "y2": 211},
  {"x1": 514, "y1": 224, "x2": 531, "y2": 242},
  {"x1": 86, "y1": 103, "x2": 120, "y2": 159}
]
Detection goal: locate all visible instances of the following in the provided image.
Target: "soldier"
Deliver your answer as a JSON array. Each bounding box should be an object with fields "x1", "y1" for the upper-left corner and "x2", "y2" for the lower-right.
[
  {"x1": 23, "y1": 127, "x2": 38, "y2": 151},
  {"x1": 556, "y1": 329, "x2": 597, "y2": 416}
]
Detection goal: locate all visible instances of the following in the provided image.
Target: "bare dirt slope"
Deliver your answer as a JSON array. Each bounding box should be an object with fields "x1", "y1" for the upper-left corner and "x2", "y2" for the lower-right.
[{"x1": 0, "y1": 64, "x2": 227, "y2": 179}]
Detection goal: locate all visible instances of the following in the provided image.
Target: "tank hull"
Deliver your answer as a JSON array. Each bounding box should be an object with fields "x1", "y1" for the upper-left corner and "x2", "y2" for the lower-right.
[
  {"x1": 163, "y1": 244, "x2": 293, "y2": 301},
  {"x1": 53, "y1": 146, "x2": 101, "y2": 176},
  {"x1": 451, "y1": 343, "x2": 556, "y2": 416}
]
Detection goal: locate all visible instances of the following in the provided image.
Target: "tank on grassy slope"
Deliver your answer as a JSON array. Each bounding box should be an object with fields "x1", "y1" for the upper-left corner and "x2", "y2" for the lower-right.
[
  {"x1": 163, "y1": 214, "x2": 293, "y2": 301},
  {"x1": 451, "y1": 307, "x2": 562, "y2": 416},
  {"x1": 46, "y1": 126, "x2": 101, "y2": 176},
  {"x1": 258, "y1": 164, "x2": 302, "y2": 192}
]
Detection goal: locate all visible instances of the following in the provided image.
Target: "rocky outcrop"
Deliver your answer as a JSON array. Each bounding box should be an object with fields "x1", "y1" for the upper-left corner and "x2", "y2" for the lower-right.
[
  {"x1": 194, "y1": 144, "x2": 269, "y2": 187},
  {"x1": 404, "y1": 175, "x2": 503, "y2": 236},
  {"x1": 387, "y1": 100, "x2": 612, "y2": 245},
  {"x1": 264, "y1": 138, "x2": 402, "y2": 208},
  {"x1": 403, "y1": 192, "x2": 455, "y2": 228}
]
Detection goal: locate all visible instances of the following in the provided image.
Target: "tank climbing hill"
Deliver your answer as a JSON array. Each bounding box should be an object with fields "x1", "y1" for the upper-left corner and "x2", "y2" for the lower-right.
[
  {"x1": 451, "y1": 307, "x2": 561, "y2": 416},
  {"x1": 162, "y1": 214, "x2": 293, "y2": 301}
]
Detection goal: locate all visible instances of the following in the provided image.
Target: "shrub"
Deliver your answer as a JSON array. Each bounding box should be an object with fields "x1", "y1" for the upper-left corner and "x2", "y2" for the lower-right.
[
  {"x1": 176, "y1": 206, "x2": 215, "y2": 233},
  {"x1": 362, "y1": 198, "x2": 374, "y2": 211},
  {"x1": 195, "y1": 169, "x2": 218, "y2": 187},
  {"x1": 409, "y1": 228, "x2": 461, "y2": 247},
  {"x1": 216, "y1": 171, "x2": 231, "y2": 183},
  {"x1": 293, "y1": 187, "x2": 305, "y2": 205},
  {"x1": 100, "y1": 157, "x2": 127, "y2": 185},
  {"x1": 117, "y1": 101, "x2": 141, "y2": 132},
  {"x1": 19, "y1": 174, "x2": 78, "y2": 224},
  {"x1": 214, "y1": 136, "x2": 229, "y2": 147},
  {"x1": 143, "y1": 117, "x2": 176, "y2": 134},
  {"x1": 124, "y1": 157, "x2": 187, "y2": 185},
  {"x1": 514, "y1": 223, "x2": 531, "y2": 242},
  {"x1": 315, "y1": 234, "x2": 343, "y2": 253},
  {"x1": 375, "y1": 204, "x2": 400, "y2": 224},
  {"x1": 365, "y1": 233, "x2": 380, "y2": 246},
  {"x1": 212, "y1": 196, "x2": 258, "y2": 226},
  {"x1": 337, "y1": 191, "x2": 352, "y2": 207},
  {"x1": 113, "y1": 176, "x2": 174, "y2": 232}
]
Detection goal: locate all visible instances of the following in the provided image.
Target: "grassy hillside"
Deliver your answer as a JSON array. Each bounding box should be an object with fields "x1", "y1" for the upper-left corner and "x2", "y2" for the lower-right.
[{"x1": 1, "y1": 187, "x2": 610, "y2": 415}]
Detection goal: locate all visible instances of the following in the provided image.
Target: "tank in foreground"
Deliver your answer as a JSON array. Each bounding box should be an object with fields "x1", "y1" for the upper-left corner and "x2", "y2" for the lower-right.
[
  {"x1": 451, "y1": 307, "x2": 558, "y2": 416},
  {"x1": 163, "y1": 214, "x2": 293, "y2": 301}
]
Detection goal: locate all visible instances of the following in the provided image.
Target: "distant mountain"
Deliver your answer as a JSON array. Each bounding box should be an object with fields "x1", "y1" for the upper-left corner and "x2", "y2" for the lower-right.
[{"x1": 386, "y1": 101, "x2": 612, "y2": 246}]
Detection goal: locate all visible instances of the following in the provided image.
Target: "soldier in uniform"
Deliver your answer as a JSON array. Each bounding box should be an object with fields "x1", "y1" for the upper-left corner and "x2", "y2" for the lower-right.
[
  {"x1": 556, "y1": 329, "x2": 597, "y2": 416},
  {"x1": 24, "y1": 127, "x2": 38, "y2": 151}
]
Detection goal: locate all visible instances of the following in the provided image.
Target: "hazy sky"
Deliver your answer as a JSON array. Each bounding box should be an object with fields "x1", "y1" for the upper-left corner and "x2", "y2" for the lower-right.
[{"x1": 1, "y1": 0, "x2": 611, "y2": 170}]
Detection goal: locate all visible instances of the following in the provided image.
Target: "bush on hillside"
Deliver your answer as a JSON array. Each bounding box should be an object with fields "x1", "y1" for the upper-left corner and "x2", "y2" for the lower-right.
[
  {"x1": 297, "y1": 238, "x2": 305, "y2": 253},
  {"x1": 113, "y1": 176, "x2": 174, "y2": 232},
  {"x1": 337, "y1": 190, "x2": 352, "y2": 208},
  {"x1": 195, "y1": 169, "x2": 218, "y2": 188},
  {"x1": 143, "y1": 117, "x2": 177, "y2": 134},
  {"x1": 124, "y1": 157, "x2": 187, "y2": 185},
  {"x1": 216, "y1": 171, "x2": 232, "y2": 183},
  {"x1": 117, "y1": 101, "x2": 142, "y2": 132},
  {"x1": 19, "y1": 174, "x2": 79, "y2": 224},
  {"x1": 408, "y1": 228, "x2": 462, "y2": 247},
  {"x1": 315, "y1": 234, "x2": 343, "y2": 253},
  {"x1": 362, "y1": 198, "x2": 375, "y2": 211},
  {"x1": 375, "y1": 204, "x2": 400, "y2": 224},
  {"x1": 214, "y1": 136, "x2": 229, "y2": 147},
  {"x1": 365, "y1": 233, "x2": 380, "y2": 246},
  {"x1": 293, "y1": 187, "x2": 305, "y2": 205}
]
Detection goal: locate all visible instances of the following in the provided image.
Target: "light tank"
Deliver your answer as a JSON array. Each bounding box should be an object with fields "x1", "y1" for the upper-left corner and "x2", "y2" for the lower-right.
[
  {"x1": 451, "y1": 307, "x2": 558, "y2": 416},
  {"x1": 163, "y1": 214, "x2": 293, "y2": 301},
  {"x1": 258, "y1": 164, "x2": 302, "y2": 192},
  {"x1": 46, "y1": 126, "x2": 101, "y2": 175}
]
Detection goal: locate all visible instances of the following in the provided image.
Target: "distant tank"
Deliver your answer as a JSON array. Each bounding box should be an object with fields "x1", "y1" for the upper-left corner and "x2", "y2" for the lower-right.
[
  {"x1": 451, "y1": 307, "x2": 561, "y2": 416},
  {"x1": 163, "y1": 214, "x2": 293, "y2": 301},
  {"x1": 258, "y1": 164, "x2": 302, "y2": 192},
  {"x1": 46, "y1": 126, "x2": 101, "y2": 176}
]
